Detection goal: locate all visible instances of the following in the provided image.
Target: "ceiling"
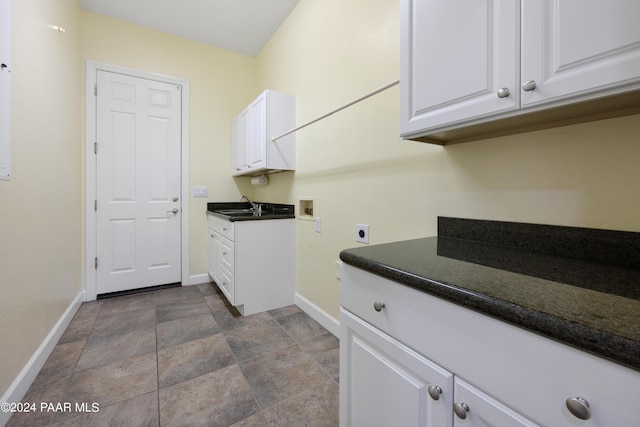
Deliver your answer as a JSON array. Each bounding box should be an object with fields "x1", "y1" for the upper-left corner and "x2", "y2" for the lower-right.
[{"x1": 80, "y1": 0, "x2": 302, "y2": 57}]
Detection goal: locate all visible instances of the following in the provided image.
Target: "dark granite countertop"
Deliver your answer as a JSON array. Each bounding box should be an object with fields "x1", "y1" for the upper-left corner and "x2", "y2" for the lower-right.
[
  {"x1": 339, "y1": 217, "x2": 640, "y2": 371},
  {"x1": 207, "y1": 202, "x2": 295, "y2": 222}
]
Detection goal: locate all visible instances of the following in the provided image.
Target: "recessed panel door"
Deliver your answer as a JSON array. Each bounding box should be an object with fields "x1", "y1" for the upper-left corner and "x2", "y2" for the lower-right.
[{"x1": 96, "y1": 70, "x2": 181, "y2": 294}]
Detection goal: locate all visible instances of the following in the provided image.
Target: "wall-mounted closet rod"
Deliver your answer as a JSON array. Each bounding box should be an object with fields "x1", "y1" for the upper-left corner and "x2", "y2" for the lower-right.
[{"x1": 272, "y1": 79, "x2": 400, "y2": 142}]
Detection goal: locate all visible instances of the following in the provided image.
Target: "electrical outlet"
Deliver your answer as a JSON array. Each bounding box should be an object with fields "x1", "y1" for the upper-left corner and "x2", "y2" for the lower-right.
[{"x1": 356, "y1": 224, "x2": 369, "y2": 244}]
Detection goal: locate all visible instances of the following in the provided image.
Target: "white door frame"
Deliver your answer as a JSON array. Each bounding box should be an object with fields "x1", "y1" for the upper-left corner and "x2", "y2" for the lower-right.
[{"x1": 85, "y1": 61, "x2": 190, "y2": 301}]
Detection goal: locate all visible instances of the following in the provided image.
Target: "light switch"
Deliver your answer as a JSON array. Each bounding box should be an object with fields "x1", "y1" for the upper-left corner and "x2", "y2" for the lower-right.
[
  {"x1": 315, "y1": 217, "x2": 321, "y2": 233},
  {"x1": 193, "y1": 186, "x2": 208, "y2": 198}
]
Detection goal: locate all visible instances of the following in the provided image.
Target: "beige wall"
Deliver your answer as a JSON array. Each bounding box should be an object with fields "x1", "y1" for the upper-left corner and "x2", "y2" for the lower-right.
[
  {"x1": 255, "y1": 0, "x2": 640, "y2": 320},
  {"x1": 80, "y1": 10, "x2": 258, "y2": 275},
  {"x1": 0, "y1": 0, "x2": 82, "y2": 395}
]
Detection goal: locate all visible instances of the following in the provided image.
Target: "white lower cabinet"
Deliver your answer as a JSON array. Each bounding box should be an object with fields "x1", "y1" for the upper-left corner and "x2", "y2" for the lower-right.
[
  {"x1": 341, "y1": 309, "x2": 538, "y2": 427},
  {"x1": 207, "y1": 214, "x2": 294, "y2": 315},
  {"x1": 340, "y1": 264, "x2": 640, "y2": 427},
  {"x1": 341, "y1": 309, "x2": 453, "y2": 427}
]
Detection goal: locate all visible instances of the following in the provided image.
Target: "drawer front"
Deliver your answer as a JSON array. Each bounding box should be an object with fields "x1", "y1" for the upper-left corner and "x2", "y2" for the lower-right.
[
  {"x1": 220, "y1": 236, "x2": 234, "y2": 272},
  {"x1": 206, "y1": 214, "x2": 235, "y2": 240},
  {"x1": 218, "y1": 266, "x2": 234, "y2": 305},
  {"x1": 341, "y1": 264, "x2": 640, "y2": 427}
]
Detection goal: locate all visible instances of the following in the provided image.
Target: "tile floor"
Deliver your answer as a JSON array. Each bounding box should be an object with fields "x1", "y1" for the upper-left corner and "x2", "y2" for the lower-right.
[{"x1": 7, "y1": 283, "x2": 339, "y2": 426}]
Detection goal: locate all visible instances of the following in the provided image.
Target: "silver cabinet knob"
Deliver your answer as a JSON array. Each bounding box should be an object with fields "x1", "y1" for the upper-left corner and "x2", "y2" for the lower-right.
[
  {"x1": 172, "y1": 197, "x2": 179, "y2": 202},
  {"x1": 453, "y1": 402, "x2": 469, "y2": 419},
  {"x1": 497, "y1": 87, "x2": 510, "y2": 98},
  {"x1": 427, "y1": 385, "x2": 442, "y2": 401},
  {"x1": 522, "y1": 80, "x2": 537, "y2": 91},
  {"x1": 566, "y1": 397, "x2": 591, "y2": 420},
  {"x1": 373, "y1": 302, "x2": 385, "y2": 312}
]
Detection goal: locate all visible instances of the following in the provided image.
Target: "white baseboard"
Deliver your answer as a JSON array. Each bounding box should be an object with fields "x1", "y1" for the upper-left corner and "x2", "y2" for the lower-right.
[
  {"x1": 187, "y1": 273, "x2": 211, "y2": 286},
  {"x1": 0, "y1": 291, "x2": 84, "y2": 427},
  {"x1": 294, "y1": 292, "x2": 340, "y2": 338}
]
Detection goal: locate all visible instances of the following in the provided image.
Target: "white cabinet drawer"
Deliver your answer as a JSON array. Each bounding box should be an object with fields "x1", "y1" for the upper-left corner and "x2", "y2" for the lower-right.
[
  {"x1": 453, "y1": 377, "x2": 540, "y2": 427},
  {"x1": 341, "y1": 264, "x2": 640, "y2": 427},
  {"x1": 220, "y1": 236, "x2": 234, "y2": 272},
  {"x1": 218, "y1": 266, "x2": 234, "y2": 305},
  {"x1": 207, "y1": 214, "x2": 235, "y2": 241}
]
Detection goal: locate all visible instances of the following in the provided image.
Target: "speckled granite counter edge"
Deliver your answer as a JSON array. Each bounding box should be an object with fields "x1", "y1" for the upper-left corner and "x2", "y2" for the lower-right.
[{"x1": 339, "y1": 248, "x2": 640, "y2": 372}]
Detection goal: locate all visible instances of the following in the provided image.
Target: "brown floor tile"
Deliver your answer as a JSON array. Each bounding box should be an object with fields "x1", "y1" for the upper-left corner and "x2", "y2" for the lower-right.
[
  {"x1": 48, "y1": 392, "x2": 159, "y2": 427},
  {"x1": 75, "y1": 323, "x2": 156, "y2": 371},
  {"x1": 156, "y1": 312, "x2": 220, "y2": 349},
  {"x1": 299, "y1": 332, "x2": 340, "y2": 379},
  {"x1": 239, "y1": 344, "x2": 331, "y2": 409},
  {"x1": 223, "y1": 319, "x2": 295, "y2": 362},
  {"x1": 159, "y1": 364, "x2": 259, "y2": 427},
  {"x1": 16, "y1": 285, "x2": 340, "y2": 426},
  {"x1": 57, "y1": 317, "x2": 95, "y2": 345},
  {"x1": 63, "y1": 352, "x2": 157, "y2": 409},
  {"x1": 197, "y1": 282, "x2": 220, "y2": 296},
  {"x1": 155, "y1": 285, "x2": 203, "y2": 306},
  {"x1": 98, "y1": 292, "x2": 156, "y2": 317},
  {"x1": 72, "y1": 300, "x2": 104, "y2": 322},
  {"x1": 229, "y1": 411, "x2": 269, "y2": 427},
  {"x1": 37, "y1": 340, "x2": 86, "y2": 382},
  {"x1": 213, "y1": 309, "x2": 273, "y2": 332},
  {"x1": 90, "y1": 307, "x2": 155, "y2": 336},
  {"x1": 6, "y1": 376, "x2": 70, "y2": 427},
  {"x1": 156, "y1": 300, "x2": 212, "y2": 323},
  {"x1": 268, "y1": 304, "x2": 302, "y2": 319},
  {"x1": 261, "y1": 379, "x2": 339, "y2": 427},
  {"x1": 276, "y1": 311, "x2": 327, "y2": 342},
  {"x1": 158, "y1": 334, "x2": 235, "y2": 388}
]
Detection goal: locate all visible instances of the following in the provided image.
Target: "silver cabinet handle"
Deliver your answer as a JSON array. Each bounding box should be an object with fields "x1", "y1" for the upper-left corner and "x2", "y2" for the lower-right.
[
  {"x1": 522, "y1": 80, "x2": 537, "y2": 91},
  {"x1": 167, "y1": 208, "x2": 179, "y2": 214},
  {"x1": 497, "y1": 87, "x2": 510, "y2": 98},
  {"x1": 453, "y1": 402, "x2": 469, "y2": 419},
  {"x1": 566, "y1": 397, "x2": 591, "y2": 420},
  {"x1": 427, "y1": 385, "x2": 442, "y2": 401},
  {"x1": 373, "y1": 302, "x2": 385, "y2": 312}
]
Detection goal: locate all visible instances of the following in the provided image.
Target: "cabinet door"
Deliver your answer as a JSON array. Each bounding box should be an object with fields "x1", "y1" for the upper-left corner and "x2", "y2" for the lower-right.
[
  {"x1": 207, "y1": 229, "x2": 220, "y2": 285},
  {"x1": 340, "y1": 309, "x2": 453, "y2": 427},
  {"x1": 232, "y1": 109, "x2": 250, "y2": 175},
  {"x1": 453, "y1": 377, "x2": 540, "y2": 427},
  {"x1": 248, "y1": 93, "x2": 267, "y2": 171},
  {"x1": 400, "y1": 0, "x2": 519, "y2": 137},
  {"x1": 521, "y1": 0, "x2": 640, "y2": 108}
]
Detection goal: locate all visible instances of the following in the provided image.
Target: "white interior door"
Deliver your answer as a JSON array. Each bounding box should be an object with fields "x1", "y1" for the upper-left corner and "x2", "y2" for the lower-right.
[{"x1": 96, "y1": 70, "x2": 182, "y2": 295}]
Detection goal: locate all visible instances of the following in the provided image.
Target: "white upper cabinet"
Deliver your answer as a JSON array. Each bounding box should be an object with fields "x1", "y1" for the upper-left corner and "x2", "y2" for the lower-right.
[
  {"x1": 401, "y1": 0, "x2": 640, "y2": 144},
  {"x1": 400, "y1": 0, "x2": 520, "y2": 138},
  {"x1": 521, "y1": 1, "x2": 640, "y2": 108},
  {"x1": 232, "y1": 90, "x2": 295, "y2": 176}
]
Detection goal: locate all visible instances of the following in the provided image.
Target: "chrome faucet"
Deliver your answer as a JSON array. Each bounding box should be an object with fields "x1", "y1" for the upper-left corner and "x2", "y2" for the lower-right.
[{"x1": 240, "y1": 195, "x2": 257, "y2": 210}]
